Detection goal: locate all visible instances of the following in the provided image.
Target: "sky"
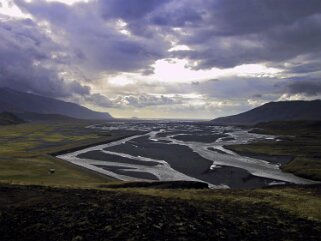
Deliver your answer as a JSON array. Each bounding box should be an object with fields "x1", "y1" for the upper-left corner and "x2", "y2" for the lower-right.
[{"x1": 0, "y1": 0, "x2": 321, "y2": 119}]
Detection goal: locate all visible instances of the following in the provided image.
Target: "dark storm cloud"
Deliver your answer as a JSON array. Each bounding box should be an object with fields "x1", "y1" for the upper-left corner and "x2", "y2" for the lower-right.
[
  {"x1": 15, "y1": 0, "x2": 169, "y2": 74},
  {"x1": 98, "y1": 0, "x2": 169, "y2": 21},
  {"x1": 187, "y1": 77, "x2": 280, "y2": 99},
  {"x1": 16, "y1": 0, "x2": 69, "y2": 25},
  {"x1": 201, "y1": 0, "x2": 321, "y2": 36},
  {"x1": 287, "y1": 63, "x2": 321, "y2": 75},
  {"x1": 15, "y1": 0, "x2": 321, "y2": 71},
  {"x1": 0, "y1": 18, "x2": 90, "y2": 98},
  {"x1": 148, "y1": 1, "x2": 204, "y2": 27},
  {"x1": 281, "y1": 54, "x2": 321, "y2": 75},
  {"x1": 164, "y1": 0, "x2": 321, "y2": 69},
  {"x1": 287, "y1": 80, "x2": 321, "y2": 96},
  {"x1": 174, "y1": 16, "x2": 321, "y2": 69}
]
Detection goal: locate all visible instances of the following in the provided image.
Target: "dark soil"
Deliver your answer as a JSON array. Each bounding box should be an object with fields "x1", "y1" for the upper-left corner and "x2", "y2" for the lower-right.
[
  {"x1": 1, "y1": 185, "x2": 320, "y2": 241},
  {"x1": 98, "y1": 180, "x2": 209, "y2": 189}
]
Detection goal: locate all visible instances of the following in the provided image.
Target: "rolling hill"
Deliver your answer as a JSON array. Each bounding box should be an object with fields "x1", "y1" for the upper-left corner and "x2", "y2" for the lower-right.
[
  {"x1": 0, "y1": 87, "x2": 112, "y2": 120},
  {"x1": 212, "y1": 100, "x2": 321, "y2": 125},
  {"x1": 0, "y1": 112, "x2": 25, "y2": 125}
]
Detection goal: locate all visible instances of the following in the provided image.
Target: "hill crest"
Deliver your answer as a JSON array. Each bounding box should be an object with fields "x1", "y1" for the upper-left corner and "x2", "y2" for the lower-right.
[{"x1": 212, "y1": 100, "x2": 321, "y2": 125}]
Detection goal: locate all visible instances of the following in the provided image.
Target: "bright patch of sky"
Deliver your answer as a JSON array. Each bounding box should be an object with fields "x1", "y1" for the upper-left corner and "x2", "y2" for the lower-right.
[{"x1": 0, "y1": 0, "x2": 26, "y2": 18}]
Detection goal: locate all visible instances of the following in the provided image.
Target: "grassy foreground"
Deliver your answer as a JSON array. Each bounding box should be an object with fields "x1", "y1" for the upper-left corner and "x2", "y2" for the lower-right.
[
  {"x1": 226, "y1": 121, "x2": 321, "y2": 181},
  {"x1": 0, "y1": 121, "x2": 138, "y2": 187},
  {"x1": 0, "y1": 184, "x2": 320, "y2": 241}
]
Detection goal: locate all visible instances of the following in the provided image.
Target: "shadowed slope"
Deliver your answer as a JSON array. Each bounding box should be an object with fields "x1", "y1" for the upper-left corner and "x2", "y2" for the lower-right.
[
  {"x1": 0, "y1": 112, "x2": 25, "y2": 125},
  {"x1": 0, "y1": 87, "x2": 112, "y2": 120},
  {"x1": 212, "y1": 100, "x2": 321, "y2": 125}
]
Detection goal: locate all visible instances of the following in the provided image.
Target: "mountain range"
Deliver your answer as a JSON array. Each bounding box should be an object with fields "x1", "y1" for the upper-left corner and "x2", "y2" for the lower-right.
[
  {"x1": 0, "y1": 87, "x2": 112, "y2": 120},
  {"x1": 212, "y1": 100, "x2": 321, "y2": 125}
]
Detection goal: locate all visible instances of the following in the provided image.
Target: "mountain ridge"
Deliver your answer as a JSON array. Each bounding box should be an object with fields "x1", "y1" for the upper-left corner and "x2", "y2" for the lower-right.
[
  {"x1": 0, "y1": 87, "x2": 112, "y2": 120},
  {"x1": 212, "y1": 100, "x2": 321, "y2": 125}
]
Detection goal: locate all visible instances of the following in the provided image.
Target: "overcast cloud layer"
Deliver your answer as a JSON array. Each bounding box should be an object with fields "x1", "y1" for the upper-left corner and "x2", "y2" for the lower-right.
[{"x1": 0, "y1": 0, "x2": 320, "y2": 119}]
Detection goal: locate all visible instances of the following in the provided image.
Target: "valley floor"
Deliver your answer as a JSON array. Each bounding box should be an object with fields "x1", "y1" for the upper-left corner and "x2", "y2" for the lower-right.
[{"x1": 1, "y1": 121, "x2": 321, "y2": 240}]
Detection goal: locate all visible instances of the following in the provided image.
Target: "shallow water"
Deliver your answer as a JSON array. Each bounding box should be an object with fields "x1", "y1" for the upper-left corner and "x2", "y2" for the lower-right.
[{"x1": 58, "y1": 121, "x2": 317, "y2": 188}]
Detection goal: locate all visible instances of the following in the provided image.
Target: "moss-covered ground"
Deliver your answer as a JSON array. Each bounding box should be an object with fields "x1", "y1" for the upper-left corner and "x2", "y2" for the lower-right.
[
  {"x1": 0, "y1": 121, "x2": 138, "y2": 187},
  {"x1": 0, "y1": 184, "x2": 320, "y2": 241}
]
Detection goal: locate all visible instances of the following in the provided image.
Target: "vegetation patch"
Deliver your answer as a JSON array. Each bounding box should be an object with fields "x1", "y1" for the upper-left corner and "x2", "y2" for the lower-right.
[
  {"x1": 226, "y1": 121, "x2": 321, "y2": 181},
  {"x1": 0, "y1": 184, "x2": 320, "y2": 241},
  {"x1": 0, "y1": 122, "x2": 138, "y2": 187},
  {"x1": 0, "y1": 112, "x2": 25, "y2": 125}
]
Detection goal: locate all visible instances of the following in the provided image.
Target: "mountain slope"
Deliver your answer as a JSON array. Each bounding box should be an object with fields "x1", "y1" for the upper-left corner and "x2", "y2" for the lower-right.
[
  {"x1": 0, "y1": 88, "x2": 112, "y2": 120},
  {"x1": 212, "y1": 100, "x2": 321, "y2": 125},
  {"x1": 15, "y1": 112, "x2": 81, "y2": 122},
  {"x1": 0, "y1": 112, "x2": 25, "y2": 125}
]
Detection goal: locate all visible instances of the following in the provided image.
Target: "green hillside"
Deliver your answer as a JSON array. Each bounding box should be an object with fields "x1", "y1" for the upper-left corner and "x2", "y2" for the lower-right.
[{"x1": 0, "y1": 112, "x2": 25, "y2": 125}]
